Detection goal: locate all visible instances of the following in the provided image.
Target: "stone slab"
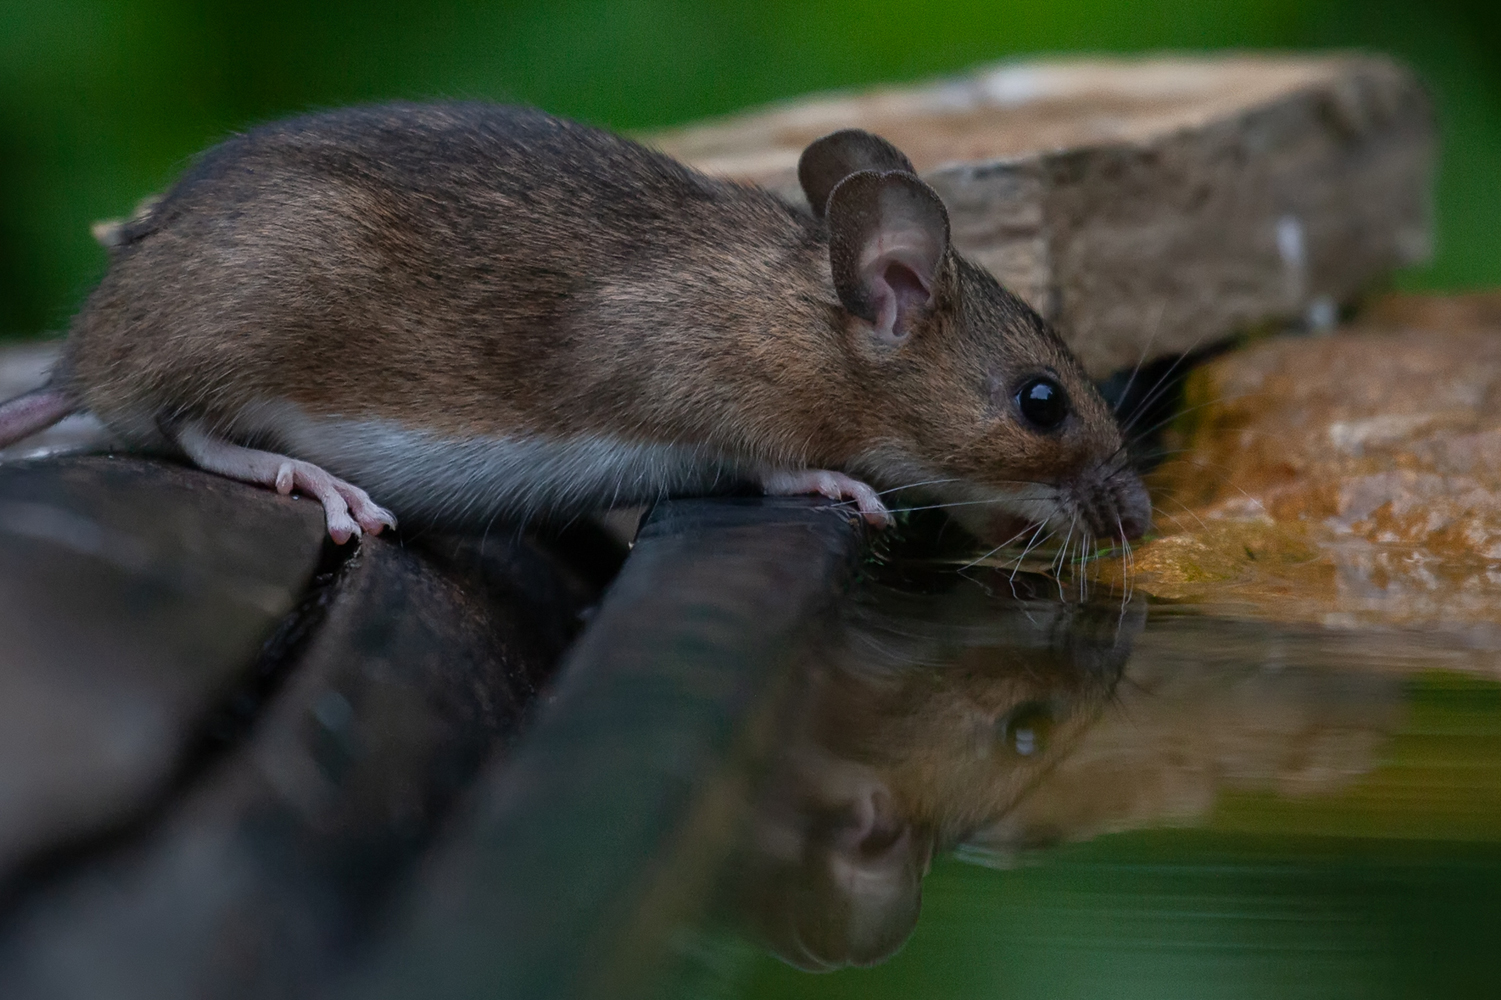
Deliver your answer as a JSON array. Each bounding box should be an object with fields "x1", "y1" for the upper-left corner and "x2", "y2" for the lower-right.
[
  {"x1": 1094, "y1": 293, "x2": 1501, "y2": 636},
  {"x1": 0, "y1": 456, "x2": 328, "y2": 882},
  {"x1": 652, "y1": 55, "x2": 1434, "y2": 376}
]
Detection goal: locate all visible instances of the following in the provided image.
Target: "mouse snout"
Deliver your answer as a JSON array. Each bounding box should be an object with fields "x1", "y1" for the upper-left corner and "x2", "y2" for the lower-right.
[
  {"x1": 1070, "y1": 462, "x2": 1152, "y2": 541},
  {"x1": 1112, "y1": 472, "x2": 1153, "y2": 540}
]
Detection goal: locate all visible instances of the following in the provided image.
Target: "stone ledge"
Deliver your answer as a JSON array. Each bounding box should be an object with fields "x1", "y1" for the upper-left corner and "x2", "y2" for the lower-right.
[
  {"x1": 653, "y1": 54, "x2": 1434, "y2": 375},
  {"x1": 1092, "y1": 293, "x2": 1501, "y2": 638}
]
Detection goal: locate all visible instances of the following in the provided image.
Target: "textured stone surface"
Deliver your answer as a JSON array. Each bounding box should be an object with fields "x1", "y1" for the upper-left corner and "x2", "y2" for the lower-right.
[
  {"x1": 1098, "y1": 293, "x2": 1501, "y2": 628},
  {"x1": 0, "y1": 456, "x2": 327, "y2": 880},
  {"x1": 652, "y1": 55, "x2": 1434, "y2": 376}
]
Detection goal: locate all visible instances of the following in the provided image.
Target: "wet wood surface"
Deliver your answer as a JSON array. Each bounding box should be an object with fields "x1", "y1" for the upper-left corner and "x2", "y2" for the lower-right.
[
  {"x1": 0, "y1": 457, "x2": 327, "y2": 882},
  {"x1": 348, "y1": 498, "x2": 866, "y2": 1000},
  {"x1": 0, "y1": 448, "x2": 861, "y2": 998},
  {"x1": 0, "y1": 455, "x2": 609, "y2": 998}
]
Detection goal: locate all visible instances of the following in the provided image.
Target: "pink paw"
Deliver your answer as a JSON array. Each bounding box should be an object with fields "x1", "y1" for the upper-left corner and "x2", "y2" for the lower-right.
[
  {"x1": 173, "y1": 423, "x2": 397, "y2": 546},
  {"x1": 760, "y1": 469, "x2": 893, "y2": 527},
  {"x1": 273, "y1": 460, "x2": 397, "y2": 544}
]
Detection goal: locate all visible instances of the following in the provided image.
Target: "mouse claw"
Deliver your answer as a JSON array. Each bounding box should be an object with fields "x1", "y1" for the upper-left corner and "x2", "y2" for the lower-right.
[
  {"x1": 331, "y1": 480, "x2": 398, "y2": 537},
  {"x1": 760, "y1": 469, "x2": 892, "y2": 527},
  {"x1": 173, "y1": 423, "x2": 396, "y2": 545},
  {"x1": 271, "y1": 463, "x2": 392, "y2": 543},
  {"x1": 325, "y1": 510, "x2": 361, "y2": 545}
]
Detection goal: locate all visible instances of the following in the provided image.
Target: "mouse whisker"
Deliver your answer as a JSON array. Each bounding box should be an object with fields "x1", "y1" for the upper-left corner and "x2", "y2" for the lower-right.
[
  {"x1": 1154, "y1": 508, "x2": 1209, "y2": 534},
  {"x1": 1051, "y1": 519, "x2": 1077, "y2": 599},
  {"x1": 1156, "y1": 453, "x2": 1268, "y2": 509},
  {"x1": 882, "y1": 492, "x2": 1058, "y2": 515},
  {"x1": 1109, "y1": 299, "x2": 1168, "y2": 419},
  {"x1": 1115, "y1": 513, "x2": 1136, "y2": 607},
  {"x1": 954, "y1": 519, "x2": 1044, "y2": 571},
  {"x1": 1122, "y1": 389, "x2": 1264, "y2": 451},
  {"x1": 1115, "y1": 318, "x2": 1231, "y2": 433},
  {"x1": 1080, "y1": 528, "x2": 1094, "y2": 601},
  {"x1": 1156, "y1": 494, "x2": 1214, "y2": 532},
  {"x1": 1008, "y1": 524, "x2": 1056, "y2": 585},
  {"x1": 875, "y1": 476, "x2": 966, "y2": 495}
]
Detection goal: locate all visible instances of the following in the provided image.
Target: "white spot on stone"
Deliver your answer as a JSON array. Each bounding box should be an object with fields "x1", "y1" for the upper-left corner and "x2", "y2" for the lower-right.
[
  {"x1": 1276, "y1": 214, "x2": 1306, "y2": 270},
  {"x1": 1276, "y1": 214, "x2": 1307, "y2": 308},
  {"x1": 1306, "y1": 295, "x2": 1338, "y2": 332}
]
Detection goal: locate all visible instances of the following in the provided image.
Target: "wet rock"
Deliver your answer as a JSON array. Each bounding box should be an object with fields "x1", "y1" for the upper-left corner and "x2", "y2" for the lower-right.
[
  {"x1": 0, "y1": 456, "x2": 326, "y2": 880},
  {"x1": 653, "y1": 55, "x2": 1433, "y2": 376},
  {"x1": 1101, "y1": 293, "x2": 1501, "y2": 627}
]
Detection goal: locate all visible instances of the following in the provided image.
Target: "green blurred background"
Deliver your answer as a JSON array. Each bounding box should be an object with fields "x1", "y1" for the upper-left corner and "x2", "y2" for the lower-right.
[{"x1": 3, "y1": 0, "x2": 1499, "y2": 339}]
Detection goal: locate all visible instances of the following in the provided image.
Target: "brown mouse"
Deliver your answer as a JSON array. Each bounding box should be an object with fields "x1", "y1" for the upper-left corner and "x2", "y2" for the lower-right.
[{"x1": 0, "y1": 103, "x2": 1150, "y2": 547}]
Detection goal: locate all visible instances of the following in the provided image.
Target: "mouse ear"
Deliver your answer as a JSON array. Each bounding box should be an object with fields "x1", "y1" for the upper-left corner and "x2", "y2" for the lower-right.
[
  {"x1": 798, "y1": 130, "x2": 916, "y2": 219},
  {"x1": 827, "y1": 170, "x2": 950, "y2": 343}
]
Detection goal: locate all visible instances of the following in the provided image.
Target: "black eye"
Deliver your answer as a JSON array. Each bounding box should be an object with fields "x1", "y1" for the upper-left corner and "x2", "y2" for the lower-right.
[
  {"x1": 1016, "y1": 376, "x2": 1069, "y2": 431},
  {"x1": 996, "y1": 700, "x2": 1056, "y2": 757}
]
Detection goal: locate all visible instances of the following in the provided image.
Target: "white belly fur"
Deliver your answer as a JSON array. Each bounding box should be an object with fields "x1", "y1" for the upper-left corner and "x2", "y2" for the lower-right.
[{"x1": 233, "y1": 401, "x2": 749, "y2": 524}]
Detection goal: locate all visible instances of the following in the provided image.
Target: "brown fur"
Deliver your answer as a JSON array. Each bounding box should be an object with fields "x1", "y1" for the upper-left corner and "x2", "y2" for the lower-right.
[{"x1": 51, "y1": 102, "x2": 1146, "y2": 535}]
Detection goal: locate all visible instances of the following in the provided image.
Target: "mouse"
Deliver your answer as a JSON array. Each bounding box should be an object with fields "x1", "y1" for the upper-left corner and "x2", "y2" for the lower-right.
[{"x1": 0, "y1": 102, "x2": 1150, "y2": 549}]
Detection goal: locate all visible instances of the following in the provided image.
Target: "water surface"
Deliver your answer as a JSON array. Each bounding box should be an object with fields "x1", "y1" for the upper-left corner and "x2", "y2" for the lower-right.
[{"x1": 660, "y1": 566, "x2": 1501, "y2": 999}]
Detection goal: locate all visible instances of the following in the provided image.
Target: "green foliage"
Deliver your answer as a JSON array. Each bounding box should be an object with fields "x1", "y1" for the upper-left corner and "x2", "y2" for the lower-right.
[{"x1": 1, "y1": 0, "x2": 1498, "y2": 337}]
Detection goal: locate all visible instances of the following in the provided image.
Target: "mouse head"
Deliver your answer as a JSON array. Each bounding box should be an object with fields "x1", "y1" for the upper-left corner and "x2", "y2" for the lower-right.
[
  {"x1": 737, "y1": 750, "x2": 930, "y2": 971},
  {"x1": 799, "y1": 130, "x2": 1151, "y2": 546},
  {"x1": 728, "y1": 576, "x2": 1142, "y2": 970}
]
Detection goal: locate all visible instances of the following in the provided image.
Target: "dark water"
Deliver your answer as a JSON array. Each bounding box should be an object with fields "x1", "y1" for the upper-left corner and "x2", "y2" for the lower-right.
[{"x1": 651, "y1": 566, "x2": 1501, "y2": 1000}]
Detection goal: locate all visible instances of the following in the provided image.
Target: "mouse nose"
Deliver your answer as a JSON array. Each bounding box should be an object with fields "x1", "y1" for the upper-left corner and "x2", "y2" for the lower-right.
[
  {"x1": 1113, "y1": 472, "x2": 1153, "y2": 540},
  {"x1": 1079, "y1": 463, "x2": 1152, "y2": 541}
]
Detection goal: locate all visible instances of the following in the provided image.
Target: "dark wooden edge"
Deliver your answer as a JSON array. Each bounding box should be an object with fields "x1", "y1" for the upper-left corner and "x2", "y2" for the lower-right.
[{"x1": 347, "y1": 496, "x2": 868, "y2": 1000}]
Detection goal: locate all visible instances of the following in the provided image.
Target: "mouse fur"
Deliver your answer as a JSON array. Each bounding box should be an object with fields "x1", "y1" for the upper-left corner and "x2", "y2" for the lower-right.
[{"x1": 0, "y1": 102, "x2": 1150, "y2": 547}]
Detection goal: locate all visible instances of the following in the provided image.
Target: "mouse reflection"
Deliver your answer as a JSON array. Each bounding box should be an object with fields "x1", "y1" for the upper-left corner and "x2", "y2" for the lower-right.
[
  {"x1": 717, "y1": 571, "x2": 1409, "y2": 974},
  {"x1": 726, "y1": 573, "x2": 1142, "y2": 971}
]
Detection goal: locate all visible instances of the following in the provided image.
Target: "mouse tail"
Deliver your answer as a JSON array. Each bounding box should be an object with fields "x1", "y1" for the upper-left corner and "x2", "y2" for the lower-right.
[{"x1": 0, "y1": 387, "x2": 78, "y2": 448}]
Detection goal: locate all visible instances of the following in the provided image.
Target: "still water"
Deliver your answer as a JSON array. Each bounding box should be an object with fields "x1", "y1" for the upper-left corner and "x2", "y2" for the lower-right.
[{"x1": 657, "y1": 563, "x2": 1501, "y2": 1000}]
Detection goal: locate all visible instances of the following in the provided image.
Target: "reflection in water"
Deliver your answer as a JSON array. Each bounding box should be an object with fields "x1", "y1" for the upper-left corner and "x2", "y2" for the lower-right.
[
  {"x1": 716, "y1": 566, "x2": 1421, "y2": 981},
  {"x1": 727, "y1": 571, "x2": 1143, "y2": 971},
  {"x1": 970, "y1": 611, "x2": 1408, "y2": 858}
]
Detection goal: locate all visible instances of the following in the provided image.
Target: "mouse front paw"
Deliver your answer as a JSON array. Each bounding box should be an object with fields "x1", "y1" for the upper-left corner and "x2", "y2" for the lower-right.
[{"x1": 759, "y1": 469, "x2": 892, "y2": 527}]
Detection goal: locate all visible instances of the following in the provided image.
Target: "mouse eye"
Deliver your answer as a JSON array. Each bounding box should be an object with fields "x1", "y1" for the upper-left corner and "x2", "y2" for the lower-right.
[
  {"x1": 996, "y1": 700, "x2": 1056, "y2": 757},
  {"x1": 1016, "y1": 376, "x2": 1069, "y2": 431}
]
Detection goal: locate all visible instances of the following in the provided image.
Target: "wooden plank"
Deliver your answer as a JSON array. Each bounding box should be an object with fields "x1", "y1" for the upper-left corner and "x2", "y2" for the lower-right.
[
  {"x1": 0, "y1": 457, "x2": 327, "y2": 885},
  {"x1": 0, "y1": 532, "x2": 595, "y2": 999},
  {"x1": 652, "y1": 55, "x2": 1434, "y2": 376},
  {"x1": 346, "y1": 497, "x2": 866, "y2": 1000}
]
